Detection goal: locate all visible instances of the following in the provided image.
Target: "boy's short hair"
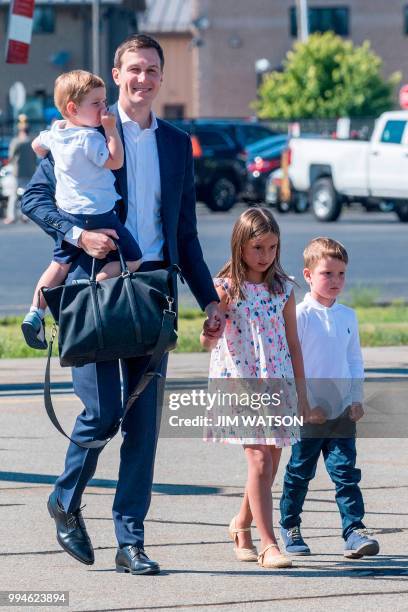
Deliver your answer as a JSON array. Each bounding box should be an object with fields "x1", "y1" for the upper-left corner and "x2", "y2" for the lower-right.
[
  {"x1": 54, "y1": 70, "x2": 105, "y2": 117},
  {"x1": 304, "y1": 237, "x2": 348, "y2": 269},
  {"x1": 114, "y1": 34, "x2": 164, "y2": 71}
]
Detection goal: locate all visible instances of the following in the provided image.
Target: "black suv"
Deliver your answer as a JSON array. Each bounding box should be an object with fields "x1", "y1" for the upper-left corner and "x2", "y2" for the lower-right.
[{"x1": 171, "y1": 120, "x2": 276, "y2": 211}]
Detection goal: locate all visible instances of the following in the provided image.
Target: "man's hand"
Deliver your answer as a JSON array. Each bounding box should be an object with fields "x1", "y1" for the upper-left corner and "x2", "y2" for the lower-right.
[
  {"x1": 77, "y1": 228, "x2": 119, "y2": 259},
  {"x1": 349, "y1": 402, "x2": 364, "y2": 422},
  {"x1": 203, "y1": 302, "x2": 225, "y2": 340},
  {"x1": 100, "y1": 111, "x2": 117, "y2": 132}
]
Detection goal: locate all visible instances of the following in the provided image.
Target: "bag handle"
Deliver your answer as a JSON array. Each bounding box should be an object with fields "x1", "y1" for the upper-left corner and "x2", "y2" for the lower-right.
[
  {"x1": 90, "y1": 241, "x2": 128, "y2": 282},
  {"x1": 43, "y1": 308, "x2": 176, "y2": 449}
]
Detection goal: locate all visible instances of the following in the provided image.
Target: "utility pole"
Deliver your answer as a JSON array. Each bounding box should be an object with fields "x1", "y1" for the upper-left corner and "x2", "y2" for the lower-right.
[
  {"x1": 92, "y1": 0, "x2": 100, "y2": 74},
  {"x1": 296, "y1": 0, "x2": 309, "y2": 42}
]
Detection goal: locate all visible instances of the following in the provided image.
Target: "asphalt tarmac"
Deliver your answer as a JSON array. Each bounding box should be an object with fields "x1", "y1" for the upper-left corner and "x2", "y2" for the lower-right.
[
  {"x1": 0, "y1": 348, "x2": 407, "y2": 611},
  {"x1": 1, "y1": 205, "x2": 407, "y2": 315}
]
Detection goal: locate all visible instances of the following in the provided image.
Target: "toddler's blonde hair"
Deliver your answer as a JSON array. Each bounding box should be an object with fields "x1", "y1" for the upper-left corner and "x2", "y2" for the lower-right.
[{"x1": 54, "y1": 70, "x2": 105, "y2": 117}]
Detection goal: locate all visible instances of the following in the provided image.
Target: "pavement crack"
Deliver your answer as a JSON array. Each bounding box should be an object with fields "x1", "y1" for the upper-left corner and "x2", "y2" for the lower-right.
[{"x1": 75, "y1": 588, "x2": 408, "y2": 611}]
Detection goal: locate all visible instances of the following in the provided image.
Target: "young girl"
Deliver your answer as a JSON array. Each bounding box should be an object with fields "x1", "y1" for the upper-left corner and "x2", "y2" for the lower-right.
[{"x1": 201, "y1": 207, "x2": 309, "y2": 569}]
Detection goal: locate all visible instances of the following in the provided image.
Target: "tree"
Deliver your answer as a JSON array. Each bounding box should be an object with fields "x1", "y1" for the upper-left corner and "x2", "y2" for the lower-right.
[{"x1": 255, "y1": 32, "x2": 401, "y2": 119}]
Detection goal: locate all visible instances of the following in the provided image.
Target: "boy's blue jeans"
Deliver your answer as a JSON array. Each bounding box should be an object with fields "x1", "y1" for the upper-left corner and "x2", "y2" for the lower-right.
[{"x1": 280, "y1": 431, "x2": 365, "y2": 541}]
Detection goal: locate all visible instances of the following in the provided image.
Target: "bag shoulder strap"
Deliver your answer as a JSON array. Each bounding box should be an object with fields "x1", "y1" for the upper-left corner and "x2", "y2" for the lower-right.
[{"x1": 43, "y1": 309, "x2": 176, "y2": 449}]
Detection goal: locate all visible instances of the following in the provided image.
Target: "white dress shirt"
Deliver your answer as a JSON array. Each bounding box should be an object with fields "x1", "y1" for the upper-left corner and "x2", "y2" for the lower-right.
[
  {"x1": 65, "y1": 104, "x2": 164, "y2": 261},
  {"x1": 118, "y1": 103, "x2": 164, "y2": 262},
  {"x1": 296, "y1": 293, "x2": 364, "y2": 418}
]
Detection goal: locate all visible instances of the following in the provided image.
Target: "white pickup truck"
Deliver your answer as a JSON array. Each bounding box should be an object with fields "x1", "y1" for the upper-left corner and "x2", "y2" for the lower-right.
[{"x1": 287, "y1": 111, "x2": 408, "y2": 222}]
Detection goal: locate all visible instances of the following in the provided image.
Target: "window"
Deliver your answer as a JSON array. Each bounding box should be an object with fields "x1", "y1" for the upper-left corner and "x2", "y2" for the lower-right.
[
  {"x1": 239, "y1": 125, "x2": 275, "y2": 146},
  {"x1": 4, "y1": 6, "x2": 55, "y2": 35},
  {"x1": 163, "y1": 104, "x2": 185, "y2": 119},
  {"x1": 195, "y1": 129, "x2": 234, "y2": 150},
  {"x1": 380, "y1": 120, "x2": 407, "y2": 144},
  {"x1": 32, "y1": 7, "x2": 55, "y2": 34},
  {"x1": 404, "y1": 6, "x2": 408, "y2": 34},
  {"x1": 290, "y1": 6, "x2": 349, "y2": 37}
]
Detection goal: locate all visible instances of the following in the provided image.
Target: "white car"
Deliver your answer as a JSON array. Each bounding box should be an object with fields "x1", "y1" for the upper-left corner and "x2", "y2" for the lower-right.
[
  {"x1": 0, "y1": 163, "x2": 15, "y2": 197},
  {"x1": 0, "y1": 164, "x2": 15, "y2": 215},
  {"x1": 287, "y1": 111, "x2": 408, "y2": 222},
  {"x1": 0, "y1": 164, "x2": 28, "y2": 219},
  {"x1": 265, "y1": 168, "x2": 308, "y2": 214}
]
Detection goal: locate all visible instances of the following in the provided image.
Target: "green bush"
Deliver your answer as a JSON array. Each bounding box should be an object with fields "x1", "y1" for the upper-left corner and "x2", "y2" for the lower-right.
[{"x1": 256, "y1": 32, "x2": 400, "y2": 119}]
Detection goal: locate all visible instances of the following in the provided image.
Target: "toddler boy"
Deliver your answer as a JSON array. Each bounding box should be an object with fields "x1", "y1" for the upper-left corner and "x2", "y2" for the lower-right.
[{"x1": 21, "y1": 70, "x2": 142, "y2": 349}]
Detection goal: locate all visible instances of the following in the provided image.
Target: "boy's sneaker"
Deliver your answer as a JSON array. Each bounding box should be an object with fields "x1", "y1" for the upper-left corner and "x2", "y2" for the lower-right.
[
  {"x1": 280, "y1": 526, "x2": 311, "y2": 555},
  {"x1": 344, "y1": 528, "x2": 380, "y2": 559},
  {"x1": 21, "y1": 311, "x2": 48, "y2": 350}
]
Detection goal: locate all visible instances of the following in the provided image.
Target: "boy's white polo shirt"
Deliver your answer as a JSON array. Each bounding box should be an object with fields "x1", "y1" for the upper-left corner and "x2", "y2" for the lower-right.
[
  {"x1": 296, "y1": 293, "x2": 364, "y2": 418},
  {"x1": 38, "y1": 120, "x2": 119, "y2": 215}
]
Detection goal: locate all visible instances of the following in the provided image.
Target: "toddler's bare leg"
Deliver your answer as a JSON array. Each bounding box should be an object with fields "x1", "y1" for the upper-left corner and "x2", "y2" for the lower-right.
[
  {"x1": 32, "y1": 261, "x2": 71, "y2": 311},
  {"x1": 96, "y1": 258, "x2": 142, "y2": 281}
]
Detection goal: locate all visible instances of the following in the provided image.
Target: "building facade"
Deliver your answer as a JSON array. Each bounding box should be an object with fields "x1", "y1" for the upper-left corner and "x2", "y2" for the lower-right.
[
  {"x1": 142, "y1": 0, "x2": 408, "y2": 118},
  {"x1": 2, "y1": 0, "x2": 408, "y2": 122},
  {"x1": 0, "y1": 0, "x2": 145, "y2": 123}
]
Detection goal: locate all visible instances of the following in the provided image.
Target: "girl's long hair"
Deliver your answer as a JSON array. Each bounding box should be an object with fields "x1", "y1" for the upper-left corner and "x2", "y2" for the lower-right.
[{"x1": 217, "y1": 207, "x2": 292, "y2": 302}]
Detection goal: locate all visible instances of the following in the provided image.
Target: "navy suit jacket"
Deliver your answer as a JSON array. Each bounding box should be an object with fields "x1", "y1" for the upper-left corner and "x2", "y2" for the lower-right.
[{"x1": 22, "y1": 104, "x2": 218, "y2": 310}]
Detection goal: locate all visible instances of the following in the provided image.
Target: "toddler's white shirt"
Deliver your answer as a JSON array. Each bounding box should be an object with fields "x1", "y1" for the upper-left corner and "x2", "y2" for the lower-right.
[
  {"x1": 38, "y1": 120, "x2": 120, "y2": 215},
  {"x1": 296, "y1": 293, "x2": 364, "y2": 419}
]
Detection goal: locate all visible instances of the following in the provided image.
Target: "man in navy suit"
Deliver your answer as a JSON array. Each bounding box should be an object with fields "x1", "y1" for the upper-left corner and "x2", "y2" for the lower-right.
[{"x1": 22, "y1": 34, "x2": 223, "y2": 575}]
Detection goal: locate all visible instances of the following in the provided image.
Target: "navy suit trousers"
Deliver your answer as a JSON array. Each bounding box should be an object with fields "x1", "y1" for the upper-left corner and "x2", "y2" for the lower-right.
[{"x1": 54, "y1": 261, "x2": 168, "y2": 547}]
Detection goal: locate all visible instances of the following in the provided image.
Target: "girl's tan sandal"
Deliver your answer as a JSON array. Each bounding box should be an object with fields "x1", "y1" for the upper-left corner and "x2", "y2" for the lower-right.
[
  {"x1": 228, "y1": 516, "x2": 258, "y2": 562},
  {"x1": 257, "y1": 543, "x2": 293, "y2": 568}
]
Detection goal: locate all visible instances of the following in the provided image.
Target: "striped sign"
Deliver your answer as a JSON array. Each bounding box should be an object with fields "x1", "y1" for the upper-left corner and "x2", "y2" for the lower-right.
[{"x1": 6, "y1": 0, "x2": 35, "y2": 63}]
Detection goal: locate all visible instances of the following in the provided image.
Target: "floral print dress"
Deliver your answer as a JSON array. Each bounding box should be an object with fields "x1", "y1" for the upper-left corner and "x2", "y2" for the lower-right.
[{"x1": 205, "y1": 277, "x2": 299, "y2": 447}]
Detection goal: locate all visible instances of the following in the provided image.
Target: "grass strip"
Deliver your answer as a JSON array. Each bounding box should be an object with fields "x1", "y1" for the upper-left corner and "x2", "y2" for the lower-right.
[{"x1": 0, "y1": 305, "x2": 407, "y2": 358}]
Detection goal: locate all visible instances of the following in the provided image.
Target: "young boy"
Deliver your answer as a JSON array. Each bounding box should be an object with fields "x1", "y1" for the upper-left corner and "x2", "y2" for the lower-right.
[
  {"x1": 279, "y1": 237, "x2": 379, "y2": 559},
  {"x1": 21, "y1": 70, "x2": 142, "y2": 350}
]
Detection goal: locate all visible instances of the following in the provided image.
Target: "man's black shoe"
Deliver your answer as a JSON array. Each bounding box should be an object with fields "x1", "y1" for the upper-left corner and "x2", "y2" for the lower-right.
[
  {"x1": 47, "y1": 491, "x2": 94, "y2": 565},
  {"x1": 115, "y1": 546, "x2": 160, "y2": 575}
]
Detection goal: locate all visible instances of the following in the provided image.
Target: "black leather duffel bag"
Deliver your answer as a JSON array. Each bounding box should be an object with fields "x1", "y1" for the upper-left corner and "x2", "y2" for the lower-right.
[{"x1": 41, "y1": 246, "x2": 179, "y2": 449}]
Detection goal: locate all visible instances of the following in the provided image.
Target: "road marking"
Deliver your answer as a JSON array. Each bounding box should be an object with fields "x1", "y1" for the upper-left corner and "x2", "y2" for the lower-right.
[{"x1": 0, "y1": 396, "x2": 77, "y2": 405}]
